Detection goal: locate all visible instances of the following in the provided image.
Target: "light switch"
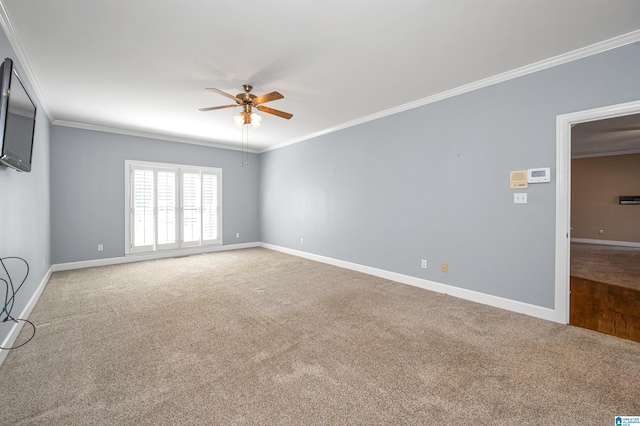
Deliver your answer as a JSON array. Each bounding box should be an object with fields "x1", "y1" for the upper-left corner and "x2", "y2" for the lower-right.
[{"x1": 514, "y1": 193, "x2": 527, "y2": 204}]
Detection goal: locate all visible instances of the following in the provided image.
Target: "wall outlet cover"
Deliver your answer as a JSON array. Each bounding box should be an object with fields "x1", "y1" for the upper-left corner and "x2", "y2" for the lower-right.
[{"x1": 514, "y1": 193, "x2": 528, "y2": 204}]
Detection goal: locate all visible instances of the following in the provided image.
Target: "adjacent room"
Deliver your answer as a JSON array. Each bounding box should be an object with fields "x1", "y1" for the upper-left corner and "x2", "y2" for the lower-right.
[
  {"x1": 569, "y1": 123, "x2": 640, "y2": 341},
  {"x1": 1, "y1": 1, "x2": 639, "y2": 424}
]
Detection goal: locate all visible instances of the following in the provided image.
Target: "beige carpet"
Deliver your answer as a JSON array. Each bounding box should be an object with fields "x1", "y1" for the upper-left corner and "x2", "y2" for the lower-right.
[
  {"x1": 571, "y1": 242, "x2": 640, "y2": 291},
  {"x1": 1, "y1": 247, "x2": 638, "y2": 425}
]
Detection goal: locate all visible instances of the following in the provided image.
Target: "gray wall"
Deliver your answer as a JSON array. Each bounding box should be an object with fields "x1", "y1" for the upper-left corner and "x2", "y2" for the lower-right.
[
  {"x1": 0, "y1": 32, "x2": 51, "y2": 344},
  {"x1": 51, "y1": 127, "x2": 260, "y2": 264},
  {"x1": 260, "y1": 43, "x2": 640, "y2": 309}
]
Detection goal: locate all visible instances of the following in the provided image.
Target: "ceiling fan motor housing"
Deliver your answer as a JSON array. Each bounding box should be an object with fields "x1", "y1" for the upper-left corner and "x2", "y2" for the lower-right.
[
  {"x1": 237, "y1": 92, "x2": 257, "y2": 104},
  {"x1": 237, "y1": 84, "x2": 256, "y2": 104}
]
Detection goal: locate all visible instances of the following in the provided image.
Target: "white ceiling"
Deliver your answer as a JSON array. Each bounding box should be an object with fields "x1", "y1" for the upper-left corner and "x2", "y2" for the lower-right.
[{"x1": 1, "y1": 0, "x2": 640, "y2": 152}]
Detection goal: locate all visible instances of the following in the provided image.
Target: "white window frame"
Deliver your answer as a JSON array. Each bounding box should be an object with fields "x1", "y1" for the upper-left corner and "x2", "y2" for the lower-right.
[{"x1": 125, "y1": 160, "x2": 222, "y2": 255}]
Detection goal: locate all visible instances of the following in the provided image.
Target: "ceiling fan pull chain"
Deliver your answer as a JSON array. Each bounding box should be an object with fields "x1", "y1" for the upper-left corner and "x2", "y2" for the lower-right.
[
  {"x1": 241, "y1": 125, "x2": 245, "y2": 168},
  {"x1": 245, "y1": 126, "x2": 250, "y2": 167},
  {"x1": 241, "y1": 124, "x2": 249, "y2": 168}
]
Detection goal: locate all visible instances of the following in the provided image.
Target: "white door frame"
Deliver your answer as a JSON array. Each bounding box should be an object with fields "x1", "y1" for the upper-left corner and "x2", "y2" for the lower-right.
[{"x1": 554, "y1": 99, "x2": 640, "y2": 324}]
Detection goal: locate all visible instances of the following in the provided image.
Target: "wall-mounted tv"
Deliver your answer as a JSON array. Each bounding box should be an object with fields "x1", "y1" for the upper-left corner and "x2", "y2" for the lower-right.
[{"x1": 0, "y1": 58, "x2": 37, "y2": 172}]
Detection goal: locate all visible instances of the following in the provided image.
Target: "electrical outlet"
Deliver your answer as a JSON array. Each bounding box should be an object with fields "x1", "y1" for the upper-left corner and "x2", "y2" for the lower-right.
[
  {"x1": 599, "y1": 229, "x2": 604, "y2": 235},
  {"x1": 300, "y1": 238, "x2": 304, "y2": 245},
  {"x1": 421, "y1": 259, "x2": 427, "y2": 269},
  {"x1": 236, "y1": 232, "x2": 240, "y2": 238},
  {"x1": 441, "y1": 263, "x2": 448, "y2": 273},
  {"x1": 98, "y1": 244, "x2": 103, "y2": 251}
]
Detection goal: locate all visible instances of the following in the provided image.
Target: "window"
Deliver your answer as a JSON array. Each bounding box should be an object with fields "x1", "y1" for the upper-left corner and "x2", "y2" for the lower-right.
[{"x1": 125, "y1": 160, "x2": 222, "y2": 254}]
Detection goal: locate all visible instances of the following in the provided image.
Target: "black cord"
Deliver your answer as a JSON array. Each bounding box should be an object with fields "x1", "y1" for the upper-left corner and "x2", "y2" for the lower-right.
[
  {"x1": 0, "y1": 256, "x2": 35, "y2": 350},
  {"x1": 0, "y1": 315, "x2": 35, "y2": 350},
  {"x1": 1, "y1": 277, "x2": 8, "y2": 317},
  {"x1": 0, "y1": 256, "x2": 29, "y2": 318}
]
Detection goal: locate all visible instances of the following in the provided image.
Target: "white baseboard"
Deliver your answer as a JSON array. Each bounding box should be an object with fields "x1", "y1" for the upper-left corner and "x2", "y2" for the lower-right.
[
  {"x1": 52, "y1": 242, "x2": 260, "y2": 272},
  {"x1": 260, "y1": 243, "x2": 558, "y2": 323},
  {"x1": 0, "y1": 266, "x2": 53, "y2": 365},
  {"x1": 571, "y1": 238, "x2": 640, "y2": 248}
]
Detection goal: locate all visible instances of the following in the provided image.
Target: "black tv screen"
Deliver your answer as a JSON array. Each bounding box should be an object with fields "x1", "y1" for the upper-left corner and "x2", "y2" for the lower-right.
[{"x1": 0, "y1": 58, "x2": 37, "y2": 172}]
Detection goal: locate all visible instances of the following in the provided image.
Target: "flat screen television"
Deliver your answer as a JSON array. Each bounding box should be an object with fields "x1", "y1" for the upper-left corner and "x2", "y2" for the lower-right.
[{"x1": 0, "y1": 58, "x2": 37, "y2": 172}]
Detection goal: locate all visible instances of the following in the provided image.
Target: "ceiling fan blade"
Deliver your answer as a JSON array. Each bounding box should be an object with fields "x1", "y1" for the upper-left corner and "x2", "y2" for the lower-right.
[
  {"x1": 206, "y1": 88, "x2": 242, "y2": 103},
  {"x1": 257, "y1": 105, "x2": 293, "y2": 119},
  {"x1": 252, "y1": 91, "x2": 284, "y2": 105},
  {"x1": 199, "y1": 104, "x2": 239, "y2": 112}
]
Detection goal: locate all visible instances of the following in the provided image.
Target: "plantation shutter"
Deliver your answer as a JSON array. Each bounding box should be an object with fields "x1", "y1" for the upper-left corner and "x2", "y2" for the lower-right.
[
  {"x1": 202, "y1": 173, "x2": 219, "y2": 241},
  {"x1": 182, "y1": 171, "x2": 201, "y2": 246},
  {"x1": 125, "y1": 161, "x2": 222, "y2": 255},
  {"x1": 156, "y1": 169, "x2": 178, "y2": 249},
  {"x1": 131, "y1": 168, "x2": 154, "y2": 252}
]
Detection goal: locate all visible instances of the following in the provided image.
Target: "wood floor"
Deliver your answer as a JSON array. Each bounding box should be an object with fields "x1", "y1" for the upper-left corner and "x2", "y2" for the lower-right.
[{"x1": 570, "y1": 243, "x2": 640, "y2": 343}]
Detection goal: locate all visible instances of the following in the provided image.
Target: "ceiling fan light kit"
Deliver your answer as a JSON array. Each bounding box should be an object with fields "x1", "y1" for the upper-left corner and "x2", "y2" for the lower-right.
[{"x1": 233, "y1": 106, "x2": 262, "y2": 129}]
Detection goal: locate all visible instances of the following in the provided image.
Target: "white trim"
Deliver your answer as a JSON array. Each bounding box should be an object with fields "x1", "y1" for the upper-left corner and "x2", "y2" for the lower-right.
[
  {"x1": 0, "y1": 1, "x2": 52, "y2": 122},
  {"x1": 260, "y1": 243, "x2": 557, "y2": 323},
  {"x1": 572, "y1": 148, "x2": 640, "y2": 159},
  {"x1": 264, "y1": 29, "x2": 640, "y2": 153},
  {"x1": 52, "y1": 242, "x2": 259, "y2": 272},
  {"x1": 555, "y1": 100, "x2": 640, "y2": 325},
  {"x1": 3, "y1": 2, "x2": 633, "y2": 156},
  {"x1": 571, "y1": 238, "x2": 640, "y2": 248},
  {"x1": 0, "y1": 266, "x2": 52, "y2": 365},
  {"x1": 54, "y1": 22, "x2": 639, "y2": 155},
  {"x1": 53, "y1": 120, "x2": 260, "y2": 153}
]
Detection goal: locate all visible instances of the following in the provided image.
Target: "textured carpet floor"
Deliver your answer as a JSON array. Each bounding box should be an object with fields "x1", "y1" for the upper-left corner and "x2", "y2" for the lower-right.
[
  {"x1": 571, "y1": 242, "x2": 640, "y2": 291},
  {"x1": 1, "y1": 247, "x2": 639, "y2": 425}
]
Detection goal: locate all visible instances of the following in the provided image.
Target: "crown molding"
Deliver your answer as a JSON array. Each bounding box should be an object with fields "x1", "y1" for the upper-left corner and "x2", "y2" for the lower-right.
[
  {"x1": 572, "y1": 148, "x2": 640, "y2": 159},
  {"x1": 1, "y1": 0, "x2": 638, "y2": 155},
  {"x1": 0, "y1": 0, "x2": 52, "y2": 121},
  {"x1": 263, "y1": 29, "x2": 640, "y2": 153},
  {"x1": 53, "y1": 120, "x2": 260, "y2": 153}
]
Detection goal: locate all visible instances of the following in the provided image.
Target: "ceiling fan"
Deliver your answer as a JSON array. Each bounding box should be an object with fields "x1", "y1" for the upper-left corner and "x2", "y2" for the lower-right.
[{"x1": 199, "y1": 84, "x2": 293, "y2": 126}]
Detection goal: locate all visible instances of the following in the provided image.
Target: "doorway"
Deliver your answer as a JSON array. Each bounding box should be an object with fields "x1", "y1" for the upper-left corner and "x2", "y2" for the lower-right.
[{"x1": 555, "y1": 100, "x2": 640, "y2": 340}]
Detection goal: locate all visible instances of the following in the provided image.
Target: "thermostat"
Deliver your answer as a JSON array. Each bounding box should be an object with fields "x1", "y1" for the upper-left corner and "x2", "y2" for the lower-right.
[{"x1": 527, "y1": 167, "x2": 551, "y2": 183}]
